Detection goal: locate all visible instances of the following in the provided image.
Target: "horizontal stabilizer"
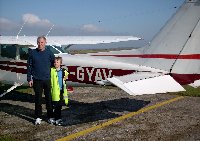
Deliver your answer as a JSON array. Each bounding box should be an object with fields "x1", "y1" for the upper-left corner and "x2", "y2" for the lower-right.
[{"x1": 107, "y1": 73, "x2": 185, "y2": 95}]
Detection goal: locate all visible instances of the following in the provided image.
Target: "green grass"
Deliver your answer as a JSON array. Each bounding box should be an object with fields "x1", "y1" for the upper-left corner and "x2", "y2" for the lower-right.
[
  {"x1": 15, "y1": 86, "x2": 33, "y2": 95},
  {"x1": 0, "y1": 84, "x2": 32, "y2": 95},
  {"x1": 0, "y1": 135, "x2": 15, "y2": 141},
  {"x1": 173, "y1": 85, "x2": 200, "y2": 97},
  {"x1": 0, "y1": 83, "x2": 199, "y2": 97},
  {"x1": 68, "y1": 47, "x2": 135, "y2": 55},
  {"x1": 14, "y1": 85, "x2": 199, "y2": 97}
]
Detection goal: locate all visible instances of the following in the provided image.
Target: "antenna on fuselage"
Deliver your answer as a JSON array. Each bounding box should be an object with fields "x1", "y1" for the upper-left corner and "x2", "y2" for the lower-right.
[
  {"x1": 46, "y1": 24, "x2": 54, "y2": 37},
  {"x1": 16, "y1": 20, "x2": 27, "y2": 40}
]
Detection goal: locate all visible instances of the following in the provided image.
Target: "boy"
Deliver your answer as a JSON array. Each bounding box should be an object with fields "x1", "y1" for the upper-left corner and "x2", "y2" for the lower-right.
[{"x1": 50, "y1": 56, "x2": 69, "y2": 125}]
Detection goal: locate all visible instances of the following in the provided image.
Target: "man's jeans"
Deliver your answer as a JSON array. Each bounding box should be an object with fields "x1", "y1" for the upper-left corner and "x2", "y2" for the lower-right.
[{"x1": 33, "y1": 79, "x2": 53, "y2": 119}]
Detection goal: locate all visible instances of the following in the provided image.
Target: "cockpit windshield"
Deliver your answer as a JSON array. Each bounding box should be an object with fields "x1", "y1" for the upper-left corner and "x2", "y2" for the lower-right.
[{"x1": 0, "y1": 44, "x2": 67, "y2": 61}]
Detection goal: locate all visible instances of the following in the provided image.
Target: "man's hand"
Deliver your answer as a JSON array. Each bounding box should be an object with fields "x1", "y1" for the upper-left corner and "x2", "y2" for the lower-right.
[{"x1": 29, "y1": 81, "x2": 33, "y2": 87}]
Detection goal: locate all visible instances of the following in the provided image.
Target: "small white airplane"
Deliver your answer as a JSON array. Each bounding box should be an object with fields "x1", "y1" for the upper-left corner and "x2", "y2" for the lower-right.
[
  {"x1": 0, "y1": 0, "x2": 200, "y2": 97},
  {"x1": 0, "y1": 36, "x2": 141, "y2": 96}
]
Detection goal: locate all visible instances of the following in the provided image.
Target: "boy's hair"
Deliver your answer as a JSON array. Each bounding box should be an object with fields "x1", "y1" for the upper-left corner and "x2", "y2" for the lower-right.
[{"x1": 55, "y1": 56, "x2": 62, "y2": 64}]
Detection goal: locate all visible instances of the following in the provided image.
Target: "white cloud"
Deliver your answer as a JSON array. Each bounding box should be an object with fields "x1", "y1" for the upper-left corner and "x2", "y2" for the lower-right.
[
  {"x1": 0, "y1": 18, "x2": 17, "y2": 30},
  {"x1": 0, "y1": 14, "x2": 114, "y2": 35},
  {"x1": 0, "y1": 18, "x2": 12, "y2": 24},
  {"x1": 80, "y1": 24, "x2": 104, "y2": 32},
  {"x1": 22, "y1": 13, "x2": 51, "y2": 27},
  {"x1": 0, "y1": 13, "x2": 54, "y2": 35}
]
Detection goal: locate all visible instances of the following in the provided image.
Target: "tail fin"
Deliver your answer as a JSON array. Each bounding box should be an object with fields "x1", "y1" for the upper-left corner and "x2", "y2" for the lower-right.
[
  {"x1": 89, "y1": 0, "x2": 200, "y2": 76},
  {"x1": 144, "y1": 0, "x2": 200, "y2": 54},
  {"x1": 89, "y1": 0, "x2": 200, "y2": 93},
  {"x1": 140, "y1": 0, "x2": 200, "y2": 74}
]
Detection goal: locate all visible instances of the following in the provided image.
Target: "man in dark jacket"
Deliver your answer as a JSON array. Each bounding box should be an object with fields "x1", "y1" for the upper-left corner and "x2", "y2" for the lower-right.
[{"x1": 27, "y1": 36, "x2": 55, "y2": 125}]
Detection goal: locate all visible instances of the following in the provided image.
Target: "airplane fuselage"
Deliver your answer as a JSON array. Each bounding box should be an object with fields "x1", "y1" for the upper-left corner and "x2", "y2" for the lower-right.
[
  {"x1": 0, "y1": 57, "x2": 135, "y2": 86},
  {"x1": 1, "y1": 52, "x2": 199, "y2": 87}
]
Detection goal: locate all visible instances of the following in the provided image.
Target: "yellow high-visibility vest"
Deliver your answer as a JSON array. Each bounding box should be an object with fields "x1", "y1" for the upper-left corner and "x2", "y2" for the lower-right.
[{"x1": 51, "y1": 67, "x2": 69, "y2": 105}]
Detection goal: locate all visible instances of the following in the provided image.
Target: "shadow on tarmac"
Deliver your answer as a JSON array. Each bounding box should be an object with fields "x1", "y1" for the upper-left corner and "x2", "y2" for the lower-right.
[
  {"x1": 0, "y1": 91, "x2": 150, "y2": 126},
  {"x1": 62, "y1": 98, "x2": 150, "y2": 126}
]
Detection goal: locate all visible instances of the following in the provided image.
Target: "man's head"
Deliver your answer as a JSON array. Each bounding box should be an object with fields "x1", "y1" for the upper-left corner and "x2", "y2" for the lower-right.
[
  {"x1": 37, "y1": 36, "x2": 47, "y2": 51},
  {"x1": 54, "y1": 56, "x2": 62, "y2": 69}
]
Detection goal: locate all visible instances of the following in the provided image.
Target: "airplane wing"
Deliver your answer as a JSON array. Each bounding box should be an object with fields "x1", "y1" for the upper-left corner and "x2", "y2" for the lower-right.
[
  {"x1": 0, "y1": 36, "x2": 141, "y2": 47},
  {"x1": 0, "y1": 36, "x2": 33, "y2": 46},
  {"x1": 107, "y1": 72, "x2": 185, "y2": 95}
]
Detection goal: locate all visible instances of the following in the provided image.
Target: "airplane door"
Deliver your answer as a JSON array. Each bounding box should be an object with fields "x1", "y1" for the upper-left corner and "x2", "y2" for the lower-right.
[{"x1": 0, "y1": 44, "x2": 18, "y2": 84}]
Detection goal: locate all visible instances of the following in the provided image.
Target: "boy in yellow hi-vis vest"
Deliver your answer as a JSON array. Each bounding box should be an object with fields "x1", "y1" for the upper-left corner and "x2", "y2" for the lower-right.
[{"x1": 50, "y1": 56, "x2": 69, "y2": 126}]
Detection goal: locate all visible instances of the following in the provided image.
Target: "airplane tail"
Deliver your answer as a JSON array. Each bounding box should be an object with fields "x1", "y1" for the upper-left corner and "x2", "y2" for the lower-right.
[
  {"x1": 89, "y1": 0, "x2": 200, "y2": 94},
  {"x1": 91, "y1": 0, "x2": 200, "y2": 76},
  {"x1": 136, "y1": 0, "x2": 200, "y2": 86},
  {"x1": 139, "y1": 0, "x2": 200, "y2": 75}
]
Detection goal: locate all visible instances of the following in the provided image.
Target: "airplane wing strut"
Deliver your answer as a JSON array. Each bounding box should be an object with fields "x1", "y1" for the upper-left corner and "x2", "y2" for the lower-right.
[{"x1": 0, "y1": 82, "x2": 23, "y2": 98}]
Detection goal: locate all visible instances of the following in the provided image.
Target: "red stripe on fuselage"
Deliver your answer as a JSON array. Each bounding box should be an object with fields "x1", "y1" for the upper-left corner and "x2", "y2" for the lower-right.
[
  {"x1": 66, "y1": 66, "x2": 135, "y2": 85},
  {"x1": 171, "y1": 74, "x2": 200, "y2": 85},
  {"x1": 0, "y1": 65, "x2": 27, "y2": 74},
  {"x1": 0, "y1": 61, "x2": 27, "y2": 66},
  {"x1": 0, "y1": 61, "x2": 199, "y2": 85},
  {"x1": 0, "y1": 64, "x2": 135, "y2": 85},
  {"x1": 91, "y1": 54, "x2": 200, "y2": 59}
]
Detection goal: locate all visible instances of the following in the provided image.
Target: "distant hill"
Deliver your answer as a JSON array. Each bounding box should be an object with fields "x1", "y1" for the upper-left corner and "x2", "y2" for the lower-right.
[{"x1": 68, "y1": 47, "x2": 138, "y2": 54}]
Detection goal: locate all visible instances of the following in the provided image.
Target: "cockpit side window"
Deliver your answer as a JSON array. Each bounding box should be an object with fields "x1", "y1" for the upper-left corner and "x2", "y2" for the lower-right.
[
  {"x1": 19, "y1": 47, "x2": 29, "y2": 60},
  {"x1": 46, "y1": 45, "x2": 61, "y2": 54},
  {"x1": 0, "y1": 44, "x2": 16, "y2": 59}
]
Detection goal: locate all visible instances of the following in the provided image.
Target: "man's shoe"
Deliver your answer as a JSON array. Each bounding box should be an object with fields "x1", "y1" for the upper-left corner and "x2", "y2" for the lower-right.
[
  {"x1": 55, "y1": 119, "x2": 63, "y2": 126},
  {"x1": 35, "y1": 118, "x2": 42, "y2": 125},
  {"x1": 48, "y1": 118, "x2": 55, "y2": 124}
]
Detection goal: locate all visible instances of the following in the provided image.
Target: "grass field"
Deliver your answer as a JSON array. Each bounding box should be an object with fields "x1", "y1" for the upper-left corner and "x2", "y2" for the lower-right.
[
  {"x1": 0, "y1": 83, "x2": 199, "y2": 97},
  {"x1": 0, "y1": 135, "x2": 15, "y2": 141},
  {"x1": 68, "y1": 47, "x2": 135, "y2": 54},
  {"x1": 174, "y1": 85, "x2": 200, "y2": 97}
]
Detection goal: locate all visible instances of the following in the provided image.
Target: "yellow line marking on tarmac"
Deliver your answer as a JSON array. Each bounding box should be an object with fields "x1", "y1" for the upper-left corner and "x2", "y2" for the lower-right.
[{"x1": 56, "y1": 96, "x2": 184, "y2": 141}]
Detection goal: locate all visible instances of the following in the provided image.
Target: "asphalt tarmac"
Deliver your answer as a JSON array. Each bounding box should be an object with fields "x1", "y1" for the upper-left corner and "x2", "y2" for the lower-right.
[{"x1": 0, "y1": 87, "x2": 200, "y2": 141}]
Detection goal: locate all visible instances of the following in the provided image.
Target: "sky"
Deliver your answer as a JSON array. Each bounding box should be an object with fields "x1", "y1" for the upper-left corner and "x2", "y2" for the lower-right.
[{"x1": 0, "y1": 0, "x2": 185, "y2": 48}]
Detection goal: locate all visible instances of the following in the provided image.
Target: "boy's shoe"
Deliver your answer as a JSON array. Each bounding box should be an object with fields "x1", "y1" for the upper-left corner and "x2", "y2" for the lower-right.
[
  {"x1": 55, "y1": 119, "x2": 63, "y2": 126},
  {"x1": 48, "y1": 118, "x2": 55, "y2": 124},
  {"x1": 35, "y1": 118, "x2": 42, "y2": 125}
]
